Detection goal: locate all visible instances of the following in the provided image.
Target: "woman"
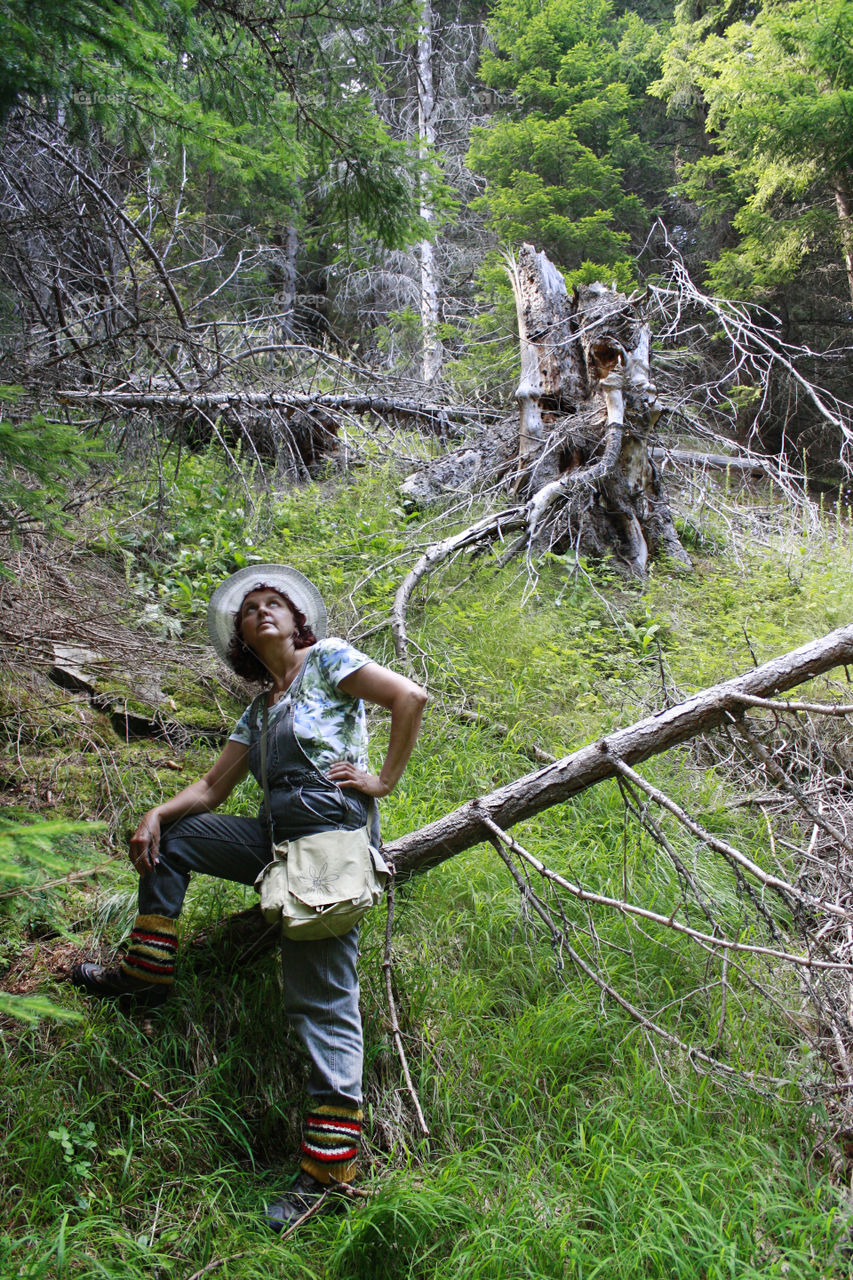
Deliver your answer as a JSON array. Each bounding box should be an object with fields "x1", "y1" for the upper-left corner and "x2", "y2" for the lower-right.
[{"x1": 72, "y1": 564, "x2": 427, "y2": 1230}]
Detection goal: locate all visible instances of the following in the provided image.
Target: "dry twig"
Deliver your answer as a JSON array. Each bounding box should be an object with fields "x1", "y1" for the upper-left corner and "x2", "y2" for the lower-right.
[{"x1": 382, "y1": 872, "x2": 430, "y2": 1137}]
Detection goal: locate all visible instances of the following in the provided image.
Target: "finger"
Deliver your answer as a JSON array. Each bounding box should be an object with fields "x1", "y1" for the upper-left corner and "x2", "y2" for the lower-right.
[{"x1": 129, "y1": 837, "x2": 158, "y2": 873}]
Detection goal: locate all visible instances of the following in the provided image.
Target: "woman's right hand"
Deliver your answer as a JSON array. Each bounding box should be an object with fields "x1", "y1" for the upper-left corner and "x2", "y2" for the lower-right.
[
  {"x1": 125, "y1": 742, "x2": 250, "y2": 877},
  {"x1": 129, "y1": 810, "x2": 161, "y2": 876}
]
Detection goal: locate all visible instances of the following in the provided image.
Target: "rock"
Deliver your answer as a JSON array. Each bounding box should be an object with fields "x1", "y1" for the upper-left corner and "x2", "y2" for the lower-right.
[
  {"x1": 49, "y1": 644, "x2": 105, "y2": 695},
  {"x1": 400, "y1": 449, "x2": 483, "y2": 509},
  {"x1": 49, "y1": 644, "x2": 178, "y2": 740}
]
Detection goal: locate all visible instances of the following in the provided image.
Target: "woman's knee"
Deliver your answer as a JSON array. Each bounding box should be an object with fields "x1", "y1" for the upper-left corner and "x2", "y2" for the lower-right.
[
  {"x1": 159, "y1": 812, "x2": 268, "y2": 884},
  {"x1": 161, "y1": 811, "x2": 218, "y2": 846}
]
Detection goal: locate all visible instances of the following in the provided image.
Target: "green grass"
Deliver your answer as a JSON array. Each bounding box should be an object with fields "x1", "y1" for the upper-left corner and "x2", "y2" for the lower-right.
[{"x1": 3, "y1": 457, "x2": 853, "y2": 1276}]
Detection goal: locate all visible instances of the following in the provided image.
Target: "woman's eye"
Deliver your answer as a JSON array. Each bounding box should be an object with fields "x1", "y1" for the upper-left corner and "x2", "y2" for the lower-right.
[{"x1": 244, "y1": 597, "x2": 283, "y2": 617}]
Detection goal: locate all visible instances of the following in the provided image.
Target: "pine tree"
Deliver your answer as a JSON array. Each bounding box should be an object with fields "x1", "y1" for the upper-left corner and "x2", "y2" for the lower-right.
[
  {"x1": 0, "y1": 0, "x2": 434, "y2": 253},
  {"x1": 467, "y1": 0, "x2": 674, "y2": 279}
]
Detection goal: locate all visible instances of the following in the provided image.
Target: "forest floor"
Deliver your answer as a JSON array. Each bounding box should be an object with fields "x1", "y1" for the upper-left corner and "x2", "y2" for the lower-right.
[{"x1": 3, "y1": 447, "x2": 853, "y2": 1279}]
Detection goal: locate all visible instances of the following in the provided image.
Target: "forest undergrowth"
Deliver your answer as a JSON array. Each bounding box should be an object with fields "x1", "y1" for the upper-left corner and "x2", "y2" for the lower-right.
[{"x1": 3, "y1": 448, "x2": 853, "y2": 1279}]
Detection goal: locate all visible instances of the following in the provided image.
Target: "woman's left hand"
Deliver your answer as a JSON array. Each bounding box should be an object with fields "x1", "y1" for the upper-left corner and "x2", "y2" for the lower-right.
[{"x1": 326, "y1": 760, "x2": 391, "y2": 798}]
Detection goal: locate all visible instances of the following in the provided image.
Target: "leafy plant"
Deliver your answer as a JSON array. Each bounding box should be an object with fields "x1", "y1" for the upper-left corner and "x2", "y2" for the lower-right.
[
  {"x1": 0, "y1": 817, "x2": 99, "y2": 1023},
  {"x1": 47, "y1": 1120, "x2": 97, "y2": 1185}
]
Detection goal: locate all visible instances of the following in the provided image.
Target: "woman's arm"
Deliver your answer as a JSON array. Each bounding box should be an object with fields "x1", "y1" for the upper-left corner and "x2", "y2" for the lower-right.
[
  {"x1": 328, "y1": 663, "x2": 427, "y2": 798},
  {"x1": 129, "y1": 740, "x2": 250, "y2": 875}
]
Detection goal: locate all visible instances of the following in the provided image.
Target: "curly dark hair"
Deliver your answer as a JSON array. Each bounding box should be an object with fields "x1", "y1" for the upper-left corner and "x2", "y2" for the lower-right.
[{"x1": 226, "y1": 583, "x2": 317, "y2": 682}]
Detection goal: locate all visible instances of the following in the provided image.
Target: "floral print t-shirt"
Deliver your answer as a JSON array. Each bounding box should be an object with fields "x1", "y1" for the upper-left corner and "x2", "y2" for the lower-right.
[{"x1": 229, "y1": 637, "x2": 372, "y2": 772}]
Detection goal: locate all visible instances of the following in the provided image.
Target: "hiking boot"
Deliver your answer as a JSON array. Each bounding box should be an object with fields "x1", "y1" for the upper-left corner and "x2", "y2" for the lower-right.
[
  {"x1": 70, "y1": 961, "x2": 170, "y2": 1006},
  {"x1": 265, "y1": 1171, "x2": 345, "y2": 1233}
]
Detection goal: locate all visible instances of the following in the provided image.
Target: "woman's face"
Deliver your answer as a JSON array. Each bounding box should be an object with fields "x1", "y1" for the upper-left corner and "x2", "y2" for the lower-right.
[{"x1": 239, "y1": 589, "x2": 296, "y2": 650}]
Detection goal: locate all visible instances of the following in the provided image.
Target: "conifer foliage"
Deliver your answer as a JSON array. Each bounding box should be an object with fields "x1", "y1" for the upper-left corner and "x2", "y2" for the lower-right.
[
  {"x1": 468, "y1": 0, "x2": 673, "y2": 281},
  {"x1": 653, "y1": 0, "x2": 853, "y2": 307}
]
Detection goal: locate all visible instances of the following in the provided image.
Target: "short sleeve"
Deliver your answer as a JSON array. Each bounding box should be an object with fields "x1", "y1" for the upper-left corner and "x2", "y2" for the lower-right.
[
  {"x1": 229, "y1": 703, "x2": 254, "y2": 746},
  {"x1": 312, "y1": 637, "x2": 373, "y2": 690}
]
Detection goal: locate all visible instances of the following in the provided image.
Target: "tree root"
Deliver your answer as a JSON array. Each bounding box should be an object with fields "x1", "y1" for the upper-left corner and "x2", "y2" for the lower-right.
[{"x1": 391, "y1": 506, "x2": 525, "y2": 666}]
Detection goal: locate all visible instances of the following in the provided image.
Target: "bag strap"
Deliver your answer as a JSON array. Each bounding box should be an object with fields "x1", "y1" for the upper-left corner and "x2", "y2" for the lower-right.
[{"x1": 257, "y1": 658, "x2": 310, "y2": 858}]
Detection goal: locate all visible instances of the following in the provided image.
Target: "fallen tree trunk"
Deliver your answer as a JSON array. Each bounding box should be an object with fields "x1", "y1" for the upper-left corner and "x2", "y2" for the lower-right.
[
  {"x1": 56, "y1": 388, "x2": 487, "y2": 429},
  {"x1": 650, "y1": 448, "x2": 770, "y2": 477},
  {"x1": 385, "y1": 623, "x2": 853, "y2": 875},
  {"x1": 54, "y1": 388, "x2": 487, "y2": 477},
  {"x1": 198, "y1": 623, "x2": 853, "y2": 962}
]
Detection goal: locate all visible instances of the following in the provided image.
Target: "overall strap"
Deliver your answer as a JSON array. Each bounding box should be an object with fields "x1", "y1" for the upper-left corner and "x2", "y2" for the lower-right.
[
  {"x1": 259, "y1": 698, "x2": 275, "y2": 858},
  {"x1": 257, "y1": 657, "x2": 310, "y2": 856}
]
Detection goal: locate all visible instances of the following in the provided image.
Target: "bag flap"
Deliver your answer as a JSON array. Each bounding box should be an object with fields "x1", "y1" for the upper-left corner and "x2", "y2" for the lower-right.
[
  {"x1": 369, "y1": 844, "x2": 390, "y2": 877},
  {"x1": 277, "y1": 826, "x2": 372, "y2": 907},
  {"x1": 253, "y1": 859, "x2": 279, "y2": 892}
]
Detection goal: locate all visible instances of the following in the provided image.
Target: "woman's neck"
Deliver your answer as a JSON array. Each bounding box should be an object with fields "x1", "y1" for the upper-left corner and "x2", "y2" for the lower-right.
[{"x1": 266, "y1": 645, "x2": 310, "y2": 695}]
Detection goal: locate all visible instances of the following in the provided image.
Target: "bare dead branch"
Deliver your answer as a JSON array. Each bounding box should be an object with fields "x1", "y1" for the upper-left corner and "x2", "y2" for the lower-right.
[
  {"x1": 382, "y1": 874, "x2": 430, "y2": 1137},
  {"x1": 483, "y1": 810, "x2": 786, "y2": 1086},
  {"x1": 731, "y1": 694, "x2": 853, "y2": 716},
  {"x1": 41, "y1": 140, "x2": 192, "y2": 337},
  {"x1": 651, "y1": 448, "x2": 770, "y2": 477},
  {"x1": 735, "y1": 718, "x2": 853, "y2": 858},
  {"x1": 608, "y1": 755, "x2": 844, "y2": 916},
  {"x1": 479, "y1": 811, "x2": 851, "y2": 970},
  {"x1": 391, "y1": 507, "x2": 525, "y2": 665}
]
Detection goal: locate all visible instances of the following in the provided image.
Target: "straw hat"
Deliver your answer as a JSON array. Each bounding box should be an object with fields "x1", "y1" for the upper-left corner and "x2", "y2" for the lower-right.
[{"x1": 206, "y1": 564, "x2": 327, "y2": 665}]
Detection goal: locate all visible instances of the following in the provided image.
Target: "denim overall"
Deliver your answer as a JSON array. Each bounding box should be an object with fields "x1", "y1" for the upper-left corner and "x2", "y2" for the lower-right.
[
  {"x1": 139, "y1": 678, "x2": 370, "y2": 1107},
  {"x1": 250, "y1": 665, "x2": 370, "y2": 847}
]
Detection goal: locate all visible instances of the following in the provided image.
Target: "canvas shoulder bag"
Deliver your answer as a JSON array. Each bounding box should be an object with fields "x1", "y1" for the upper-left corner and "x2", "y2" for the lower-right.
[{"x1": 251, "y1": 667, "x2": 388, "y2": 940}]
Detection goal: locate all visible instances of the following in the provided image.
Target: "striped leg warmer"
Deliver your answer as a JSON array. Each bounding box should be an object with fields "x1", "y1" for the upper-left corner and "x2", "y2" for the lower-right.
[
  {"x1": 300, "y1": 1103, "x2": 363, "y2": 1184},
  {"x1": 120, "y1": 913, "x2": 178, "y2": 986}
]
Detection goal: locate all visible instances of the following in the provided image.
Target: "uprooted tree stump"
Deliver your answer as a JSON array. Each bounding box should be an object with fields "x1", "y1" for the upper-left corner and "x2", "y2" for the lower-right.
[
  {"x1": 507, "y1": 244, "x2": 691, "y2": 574},
  {"x1": 400, "y1": 243, "x2": 692, "y2": 578},
  {"x1": 392, "y1": 245, "x2": 695, "y2": 662}
]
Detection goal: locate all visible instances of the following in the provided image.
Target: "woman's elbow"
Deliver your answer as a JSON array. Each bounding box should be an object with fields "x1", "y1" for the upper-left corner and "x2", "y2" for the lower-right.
[{"x1": 404, "y1": 681, "x2": 428, "y2": 720}]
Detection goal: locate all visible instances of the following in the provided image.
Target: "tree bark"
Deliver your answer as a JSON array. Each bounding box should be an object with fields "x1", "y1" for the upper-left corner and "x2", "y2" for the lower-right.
[
  {"x1": 271, "y1": 223, "x2": 299, "y2": 344},
  {"x1": 417, "y1": 0, "x2": 442, "y2": 385},
  {"x1": 506, "y1": 246, "x2": 586, "y2": 486},
  {"x1": 385, "y1": 623, "x2": 853, "y2": 875},
  {"x1": 834, "y1": 181, "x2": 853, "y2": 309},
  {"x1": 507, "y1": 245, "x2": 690, "y2": 574}
]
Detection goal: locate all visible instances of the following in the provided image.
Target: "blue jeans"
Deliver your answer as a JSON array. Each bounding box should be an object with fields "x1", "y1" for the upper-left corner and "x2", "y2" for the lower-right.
[{"x1": 141, "y1": 809, "x2": 363, "y2": 1107}]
